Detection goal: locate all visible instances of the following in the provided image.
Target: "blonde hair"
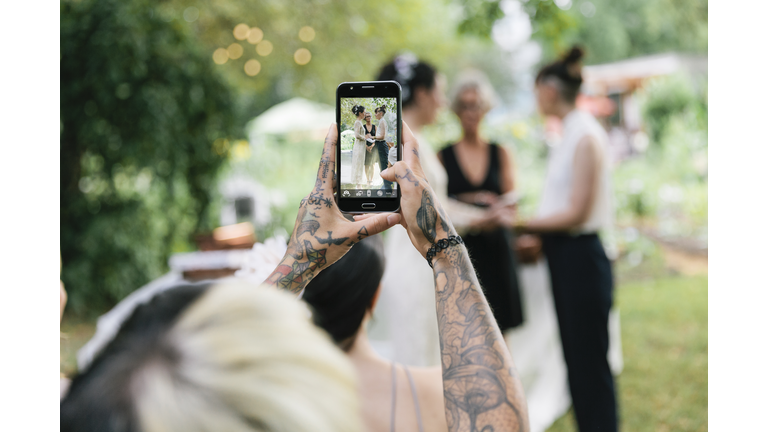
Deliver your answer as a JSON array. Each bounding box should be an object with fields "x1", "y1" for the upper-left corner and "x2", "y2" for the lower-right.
[
  {"x1": 133, "y1": 282, "x2": 361, "y2": 432},
  {"x1": 449, "y1": 69, "x2": 499, "y2": 114}
]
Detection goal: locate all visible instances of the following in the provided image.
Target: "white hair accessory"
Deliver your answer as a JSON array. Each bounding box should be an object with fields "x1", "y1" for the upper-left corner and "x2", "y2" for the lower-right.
[{"x1": 394, "y1": 52, "x2": 418, "y2": 102}]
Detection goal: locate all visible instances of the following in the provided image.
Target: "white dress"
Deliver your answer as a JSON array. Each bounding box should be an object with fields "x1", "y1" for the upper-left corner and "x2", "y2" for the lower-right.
[
  {"x1": 367, "y1": 132, "x2": 483, "y2": 367},
  {"x1": 351, "y1": 119, "x2": 366, "y2": 185}
]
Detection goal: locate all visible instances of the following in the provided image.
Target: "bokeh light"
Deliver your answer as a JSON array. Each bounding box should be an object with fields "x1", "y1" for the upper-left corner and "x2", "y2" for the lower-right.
[
  {"x1": 256, "y1": 40, "x2": 273, "y2": 56},
  {"x1": 233, "y1": 23, "x2": 250, "y2": 40},
  {"x1": 247, "y1": 27, "x2": 264, "y2": 44},
  {"x1": 213, "y1": 48, "x2": 229, "y2": 64},
  {"x1": 244, "y1": 59, "x2": 262, "y2": 76},
  {"x1": 227, "y1": 43, "x2": 244, "y2": 59},
  {"x1": 294, "y1": 48, "x2": 311, "y2": 65},
  {"x1": 298, "y1": 26, "x2": 316, "y2": 42}
]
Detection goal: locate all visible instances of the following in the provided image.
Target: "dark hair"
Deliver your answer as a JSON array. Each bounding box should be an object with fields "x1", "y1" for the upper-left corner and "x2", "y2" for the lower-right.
[
  {"x1": 351, "y1": 105, "x2": 365, "y2": 116},
  {"x1": 302, "y1": 235, "x2": 385, "y2": 351},
  {"x1": 535, "y1": 46, "x2": 585, "y2": 103},
  {"x1": 374, "y1": 105, "x2": 387, "y2": 114},
  {"x1": 60, "y1": 283, "x2": 211, "y2": 432},
  {"x1": 376, "y1": 54, "x2": 437, "y2": 108}
]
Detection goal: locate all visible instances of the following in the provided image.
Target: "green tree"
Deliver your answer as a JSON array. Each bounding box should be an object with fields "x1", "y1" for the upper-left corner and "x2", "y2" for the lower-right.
[{"x1": 60, "y1": 0, "x2": 243, "y2": 312}]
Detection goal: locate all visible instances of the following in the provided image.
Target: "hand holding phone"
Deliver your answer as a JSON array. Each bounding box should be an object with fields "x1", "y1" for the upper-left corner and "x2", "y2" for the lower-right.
[{"x1": 263, "y1": 124, "x2": 401, "y2": 294}]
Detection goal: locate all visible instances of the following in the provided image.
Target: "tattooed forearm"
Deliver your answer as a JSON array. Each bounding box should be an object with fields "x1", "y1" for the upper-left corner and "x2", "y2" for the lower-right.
[{"x1": 433, "y1": 246, "x2": 529, "y2": 432}]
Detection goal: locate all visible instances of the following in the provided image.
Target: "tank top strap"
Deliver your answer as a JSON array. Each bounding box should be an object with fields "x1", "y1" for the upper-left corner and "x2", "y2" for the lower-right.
[
  {"x1": 390, "y1": 361, "x2": 398, "y2": 432},
  {"x1": 403, "y1": 366, "x2": 425, "y2": 432}
]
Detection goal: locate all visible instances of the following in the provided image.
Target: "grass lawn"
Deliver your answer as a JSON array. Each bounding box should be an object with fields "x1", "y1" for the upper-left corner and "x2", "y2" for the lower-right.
[{"x1": 547, "y1": 274, "x2": 708, "y2": 432}]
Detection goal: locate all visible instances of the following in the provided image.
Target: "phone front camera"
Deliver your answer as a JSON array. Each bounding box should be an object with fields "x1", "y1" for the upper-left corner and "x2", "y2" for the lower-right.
[{"x1": 350, "y1": 86, "x2": 353, "y2": 90}]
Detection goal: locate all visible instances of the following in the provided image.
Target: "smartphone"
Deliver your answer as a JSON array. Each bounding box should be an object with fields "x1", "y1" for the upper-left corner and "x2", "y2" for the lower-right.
[{"x1": 336, "y1": 81, "x2": 402, "y2": 213}]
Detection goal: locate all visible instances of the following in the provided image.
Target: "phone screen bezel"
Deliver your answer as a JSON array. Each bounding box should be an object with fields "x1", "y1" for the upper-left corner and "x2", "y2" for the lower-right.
[{"x1": 336, "y1": 81, "x2": 402, "y2": 213}]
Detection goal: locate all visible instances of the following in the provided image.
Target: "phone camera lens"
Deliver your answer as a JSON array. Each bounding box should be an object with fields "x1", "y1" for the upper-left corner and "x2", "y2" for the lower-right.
[{"x1": 350, "y1": 86, "x2": 353, "y2": 90}]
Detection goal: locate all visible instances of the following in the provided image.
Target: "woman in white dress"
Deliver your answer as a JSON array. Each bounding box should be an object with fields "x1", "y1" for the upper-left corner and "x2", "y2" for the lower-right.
[
  {"x1": 351, "y1": 105, "x2": 367, "y2": 188},
  {"x1": 370, "y1": 55, "x2": 506, "y2": 367}
]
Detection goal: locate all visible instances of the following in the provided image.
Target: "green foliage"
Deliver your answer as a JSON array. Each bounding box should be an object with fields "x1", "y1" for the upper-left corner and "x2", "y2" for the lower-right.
[
  {"x1": 640, "y1": 74, "x2": 708, "y2": 145},
  {"x1": 456, "y1": 0, "x2": 504, "y2": 37},
  {"x1": 60, "y1": 0, "x2": 243, "y2": 312},
  {"x1": 563, "y1": 0, "x2": 707, "y2": 64},
  {"x1": 339, "y1": 97, "x2": 397, "y2": 132}
]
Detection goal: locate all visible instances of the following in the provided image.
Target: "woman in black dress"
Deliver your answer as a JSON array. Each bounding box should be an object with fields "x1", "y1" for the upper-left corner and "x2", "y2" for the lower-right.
[
  {"x1": 438, "y1": 71, "x2": 524, "y2": 332},
  {"x1": 362, "y1": 111, "x2": 377, "y2": 186}
]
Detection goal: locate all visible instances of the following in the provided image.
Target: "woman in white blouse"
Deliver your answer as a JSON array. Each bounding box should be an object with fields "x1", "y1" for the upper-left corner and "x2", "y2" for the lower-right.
[{"x1": 515, "y1": 46, "x2": 618, "y2": 432}]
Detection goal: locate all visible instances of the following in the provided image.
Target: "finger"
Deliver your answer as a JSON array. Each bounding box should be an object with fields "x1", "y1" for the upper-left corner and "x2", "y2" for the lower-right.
[
  {"x1": 401, "y1": 122, "x2": 423, "y2": 169},
  {"x1": 353, "y1": 213, "x2": 378, "y2": 221},
  {"x1": 352, "y1": 212, "x2": 401, "y2": 237},
  {"x1": 315, "y1": 124, "x2": 337, "y2": 195}
]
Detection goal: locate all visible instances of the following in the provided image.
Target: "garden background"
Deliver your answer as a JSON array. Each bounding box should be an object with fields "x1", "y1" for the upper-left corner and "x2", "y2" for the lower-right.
[{"x1": 60, "y1": 0, "x2": 708, "y2": 430}]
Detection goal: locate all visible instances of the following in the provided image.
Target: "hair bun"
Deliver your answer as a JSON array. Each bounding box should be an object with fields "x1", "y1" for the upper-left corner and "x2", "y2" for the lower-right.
[{"x1": 563, "y1": 46, "x2": 585, "y2": 64}]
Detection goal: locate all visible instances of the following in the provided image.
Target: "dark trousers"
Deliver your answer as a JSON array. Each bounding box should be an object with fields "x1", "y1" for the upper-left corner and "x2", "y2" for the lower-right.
[
  {"x1": 542, "y1": 233, "x2": 618, "y2": 432},
  {"x1": 375, "y1": 140, "x2": 393, "y2": 189}
]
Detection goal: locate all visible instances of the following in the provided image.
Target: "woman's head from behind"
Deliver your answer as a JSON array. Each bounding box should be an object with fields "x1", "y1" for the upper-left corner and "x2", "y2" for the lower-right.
[
  {"x1": 377, "y1": 53, "x2": 444, "y2": 126},
  {"x1": 60, "y1": 282, "x2": 361, "y2": 432},
  {"x1": 450, "y1": 69, "x2": 498, "y2": 136},
  {"x1": 535, "y1": 46, "x2": 585, "y2": 116},
  {"x1": 302, "y1": 235, "x2": 385, "y2": 352}
]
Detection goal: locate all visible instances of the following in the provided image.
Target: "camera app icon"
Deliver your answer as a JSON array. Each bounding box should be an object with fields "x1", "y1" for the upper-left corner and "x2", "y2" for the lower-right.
[{"x1": 342, "y1": 190, "x2": 350, "y2": 197}]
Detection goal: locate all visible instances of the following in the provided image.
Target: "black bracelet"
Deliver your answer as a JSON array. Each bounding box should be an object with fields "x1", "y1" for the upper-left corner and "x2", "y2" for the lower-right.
[{"x1": 426, "y1": 235, "x2": 464, "y2": 268}]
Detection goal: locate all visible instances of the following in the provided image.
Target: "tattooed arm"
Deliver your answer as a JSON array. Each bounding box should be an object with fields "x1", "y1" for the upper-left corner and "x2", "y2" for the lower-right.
[
  {"x1": 262, "y1": 124, "x2": 401, "y2": 296},
  {"x1": 365, "y1": 122, "x2": 530, "y2": 432}
]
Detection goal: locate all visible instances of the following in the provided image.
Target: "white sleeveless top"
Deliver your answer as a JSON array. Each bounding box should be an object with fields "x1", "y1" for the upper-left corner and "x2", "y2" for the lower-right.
[{"x1": 538, "y1": 110, "x2": 613, "y2": 234}]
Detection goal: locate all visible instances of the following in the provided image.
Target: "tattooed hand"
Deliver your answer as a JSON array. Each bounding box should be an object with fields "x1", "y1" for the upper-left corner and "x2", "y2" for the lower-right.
[
  {"x1": 357, "y1": 122, "x2": 530, "y2": 432},
  {"x1": 263, "y1": 124, "x2": 401, "y2": 296},
  {"x1": 357, "y1": 122, "x2": 455, "y2": 258}
]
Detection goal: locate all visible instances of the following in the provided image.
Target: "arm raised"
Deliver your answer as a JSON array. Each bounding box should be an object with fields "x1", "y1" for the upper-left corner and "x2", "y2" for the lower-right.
[{"x1": 373, "y1": 123, "x2": 529, "y2": 431}]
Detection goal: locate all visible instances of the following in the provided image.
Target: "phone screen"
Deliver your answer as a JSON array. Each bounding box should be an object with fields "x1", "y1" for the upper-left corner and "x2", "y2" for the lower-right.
[
  {"x1": 336, "y1": 82, "x2": 401, "y2": 213},
  {"x1": 339, "y1": 97, "x2": 399, "y2": 198}
]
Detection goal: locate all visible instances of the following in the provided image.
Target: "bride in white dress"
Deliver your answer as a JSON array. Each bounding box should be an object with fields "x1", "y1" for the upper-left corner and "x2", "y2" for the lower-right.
[{"x1": 350, "y1": 105, "x2": 367, "y2": 188}]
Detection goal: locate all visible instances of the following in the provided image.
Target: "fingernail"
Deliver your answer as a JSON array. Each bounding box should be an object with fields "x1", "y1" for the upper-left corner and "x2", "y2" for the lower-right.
[{"x1": 387, "y1": 213, "x2": 400, "y2": 226}]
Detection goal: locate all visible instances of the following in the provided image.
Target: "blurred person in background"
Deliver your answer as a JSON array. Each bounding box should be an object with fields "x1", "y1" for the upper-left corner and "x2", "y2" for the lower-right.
[
  {"x1": 363, "y1": 111, "x2": 379, "y2": 186},
  {"x1": 438, "y1": 70, "x2": 524, "y2": 334},
  {"x1": 515, "y1": 46, "x2": 618, "y2": 432},
  {"x1": 373, "y1": 54, "x2": 493, "y2": 367},
  {"x1": 60, "y1": 282, "x2": 363, "y2": 432}
]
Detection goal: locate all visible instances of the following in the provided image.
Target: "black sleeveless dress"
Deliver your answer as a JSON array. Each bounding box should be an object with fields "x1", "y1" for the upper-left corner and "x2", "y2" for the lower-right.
[{"x1": 439, "y1": 143, "x2": 524, "y2": 330}]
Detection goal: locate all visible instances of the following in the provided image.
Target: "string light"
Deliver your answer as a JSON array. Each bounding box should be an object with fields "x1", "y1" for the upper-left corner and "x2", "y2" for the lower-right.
[
  {"x1": 213, "y1": 48, "x2": 228, "y2": 64},
  {"x1": 298, "y1": 26, "x2": 315, "y2": 42},
  {"x1": 294, "y1": 48, "x2": 311, "y2": 65},
  {"x1": 256, "y1": 40, "x2": 273, "y2": 56},
  {"x1": 247, "y1": 27, "x2": 264, "y2": 44},
  {"x1": 244, "y1": 59, "x2": 262, "y2": 76},
  {"x1": 233, "y1": 23, "x2": 250, "y2": 40},
  {"x1": 227, "y1": 43, "x2": 244, "y2": 59}
]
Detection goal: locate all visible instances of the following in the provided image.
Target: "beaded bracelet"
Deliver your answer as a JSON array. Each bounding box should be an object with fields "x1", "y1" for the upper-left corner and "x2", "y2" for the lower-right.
[{"x1": 426, "y1": 235, "x2": 464, "y2": 268}]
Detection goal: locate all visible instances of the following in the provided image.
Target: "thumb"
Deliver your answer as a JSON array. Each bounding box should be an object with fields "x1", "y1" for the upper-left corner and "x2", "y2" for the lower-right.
[
  {"x1": 380, "y1": 167, "x2": 396, "y2": 182},
  {"x1": 352, "y1": 212, "x2": 401, "y2": 237}
]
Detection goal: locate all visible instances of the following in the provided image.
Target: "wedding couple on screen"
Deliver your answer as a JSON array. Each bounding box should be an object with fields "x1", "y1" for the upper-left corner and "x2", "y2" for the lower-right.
[{"x1": 350, "y1": 104, "x2": 396, "y2": 190}]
